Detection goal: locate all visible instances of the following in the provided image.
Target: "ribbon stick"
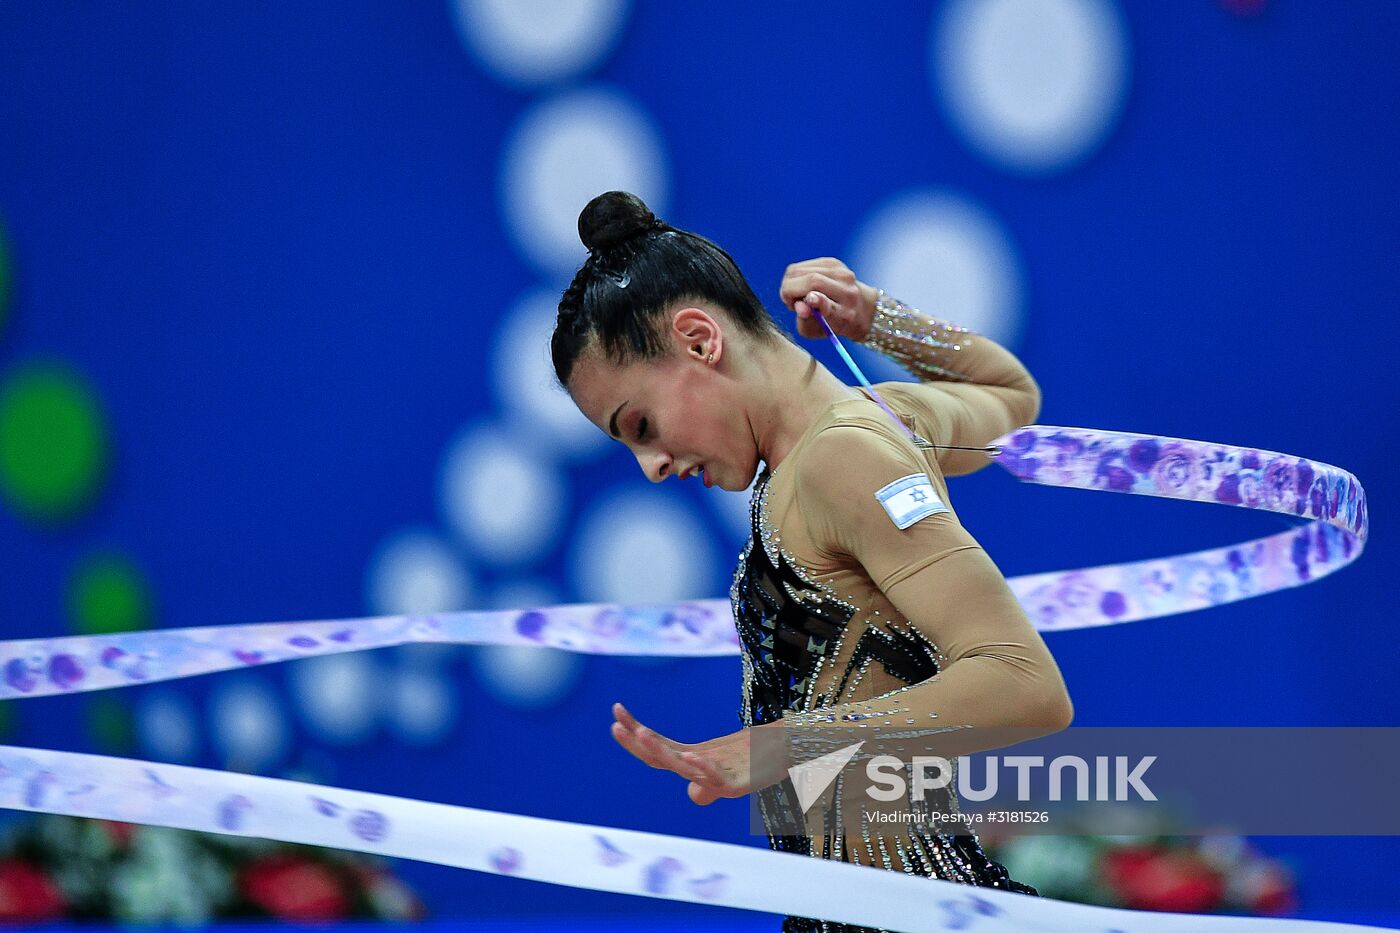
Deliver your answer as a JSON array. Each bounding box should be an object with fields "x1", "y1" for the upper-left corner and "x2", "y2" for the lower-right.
[
  {"x1": 813, "y1": 309, "x2": 924, "y2": 445},
  {"x1": 0, "y1": 744, "x2": 1385, "y2": 932}
]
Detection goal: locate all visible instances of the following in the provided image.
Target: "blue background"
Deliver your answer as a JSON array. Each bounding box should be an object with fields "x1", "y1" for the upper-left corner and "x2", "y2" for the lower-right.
[{"x1": 1, "y1": 0, "x2": 1397, "y2": 927}]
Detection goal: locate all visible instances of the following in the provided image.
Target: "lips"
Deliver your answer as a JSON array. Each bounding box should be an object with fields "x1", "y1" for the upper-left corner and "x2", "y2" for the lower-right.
[{"x1": 679, "y1": 463, "x2": 712, "y2": 486}]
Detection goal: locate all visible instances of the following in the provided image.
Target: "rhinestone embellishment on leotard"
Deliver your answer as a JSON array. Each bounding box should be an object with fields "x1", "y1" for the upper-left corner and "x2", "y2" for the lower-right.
[
  {"x1": 730, "y1": 467, "x2": 1035, "y2": 930},
  {"x1": 858, "y1": 290, "x2": 976, "y2": 383}
]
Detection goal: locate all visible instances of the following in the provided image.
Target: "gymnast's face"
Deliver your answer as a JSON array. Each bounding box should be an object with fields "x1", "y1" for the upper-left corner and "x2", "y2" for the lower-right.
[{"x1": 567, "y1": 306, "x2": 760, "y2": 491}]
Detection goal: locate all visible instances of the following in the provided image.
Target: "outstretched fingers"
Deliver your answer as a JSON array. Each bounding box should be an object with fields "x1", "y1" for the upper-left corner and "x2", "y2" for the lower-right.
[
  {"x1": 611, "y1": 703, "x2": 745, "y2": 806},
  {"x1": 611, "y1": 704, "x2": 703, "y2": 779}
]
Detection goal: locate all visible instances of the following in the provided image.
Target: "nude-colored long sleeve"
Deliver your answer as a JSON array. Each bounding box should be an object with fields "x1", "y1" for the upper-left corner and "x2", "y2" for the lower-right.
[
  {"x1": 785, "y1": 419, "x2": 1073, "y2": 754},
  {"x1": 858, "y1": 291, "x2": 1042, "y2": 477}
]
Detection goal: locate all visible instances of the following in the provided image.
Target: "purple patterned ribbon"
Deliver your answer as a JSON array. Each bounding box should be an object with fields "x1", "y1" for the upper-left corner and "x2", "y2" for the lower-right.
[
  {"x1": 0, "y1": 428, "x2": 1366, "y2": 700},
  {"x1": 994, "y1": 426, "x2": 1366, "y2": 630},
  {"x1": 0, "y1": 602, "x2": 739, "y2": 701}
]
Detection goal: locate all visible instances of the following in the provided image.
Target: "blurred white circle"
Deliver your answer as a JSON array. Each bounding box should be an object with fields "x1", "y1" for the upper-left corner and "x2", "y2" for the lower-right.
[
  {"x1": 850, "y1": 190, "x2": 1024, "y2": 356},
  {"x1": 291, "y1": 653, "x2": 381, "y2": 746},
  {"x1": 138, "y1": 690, "x2": 199, "y2": 763},
  {"x1": 452, "y1": 0, "x2": 630, "y2": 87},
  {"x1": 472, "y1": 643, "x2": 582, "y2": 709},
  {"x1": 502, "y1": 87, "x2": 668, "y2": 276},
  {"x1": 440, "y1": 422, "x2": 566, "y2": 565},
  {"x1": 572, "y1": 487, "x2": 716, "y2": 604},
  {"x1": 389, "y1": 667, "x2": 458, "y2": 744},
  {"x1": 468, "y1": 582, "x2": 583, "y2": 708},
  {"x1": 935, "y1": 0, "x2": 1130, "y2": 173},
  {"x1": 209, "y1": 678, "x2": 287, "y2": 773},
  {"x1": 494, "y1": 287, "x2": 612, "y2": 458},
  {"x1": 367, "y1": 528, "x2": 472, "y2": 616}
]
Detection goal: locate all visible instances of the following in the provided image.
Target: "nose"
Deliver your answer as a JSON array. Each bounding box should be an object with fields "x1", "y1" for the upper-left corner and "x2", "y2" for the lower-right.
[{"x1": 638, "y1": 449, "x2": 672, "y2": 483}]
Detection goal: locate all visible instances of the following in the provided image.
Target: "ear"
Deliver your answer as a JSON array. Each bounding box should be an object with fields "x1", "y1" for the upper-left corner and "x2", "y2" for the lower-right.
[{"x1": 671, "y1": 306, "x2": 722, "y2": 366}]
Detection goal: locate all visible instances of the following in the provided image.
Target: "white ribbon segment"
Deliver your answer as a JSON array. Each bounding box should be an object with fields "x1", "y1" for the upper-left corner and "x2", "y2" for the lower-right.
[
  {"x1": 0, "y1": 601, "x2": 738, "y2": 701},
  {"x1": 0, "y1": 745, "x2": 1384, "y2": 932}
]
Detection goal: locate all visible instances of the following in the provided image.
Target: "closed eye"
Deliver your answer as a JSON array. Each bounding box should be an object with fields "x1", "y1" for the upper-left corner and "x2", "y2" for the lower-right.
[{"x1": 635, "y1": 417, "x2": 648, "y2": 441}]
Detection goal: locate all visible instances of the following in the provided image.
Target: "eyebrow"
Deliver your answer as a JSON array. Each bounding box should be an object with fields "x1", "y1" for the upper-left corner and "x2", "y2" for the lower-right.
[{"x1": 608, "y1": 400, "x2": 628, "y2": 439}]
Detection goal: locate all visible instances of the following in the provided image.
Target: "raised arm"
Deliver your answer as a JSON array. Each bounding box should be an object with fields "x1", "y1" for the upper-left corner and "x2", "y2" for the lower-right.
[
  {"x1": 782, "y1": 259, "x2": 1042, "y2": 477},
  {"x1": 861, "y1": 291, "x2": 1041, "y2": 476}
]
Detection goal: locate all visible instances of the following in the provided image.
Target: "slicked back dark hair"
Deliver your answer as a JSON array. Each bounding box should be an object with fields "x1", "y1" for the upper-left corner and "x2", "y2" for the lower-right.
[{"x1": 551, "y1": 191, "x2": 783, "y2": 387}]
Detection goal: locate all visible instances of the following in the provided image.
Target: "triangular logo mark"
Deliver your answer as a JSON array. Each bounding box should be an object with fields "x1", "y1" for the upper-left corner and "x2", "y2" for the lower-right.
[{"x1": 788, "y1": 741, "x2": 865, "y2": 813}]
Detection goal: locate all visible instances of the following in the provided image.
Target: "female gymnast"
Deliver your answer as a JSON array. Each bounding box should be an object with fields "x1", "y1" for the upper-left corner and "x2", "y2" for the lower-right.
[{"x1": 551, "y1": 191, "x2": 1074, "y2": 931}]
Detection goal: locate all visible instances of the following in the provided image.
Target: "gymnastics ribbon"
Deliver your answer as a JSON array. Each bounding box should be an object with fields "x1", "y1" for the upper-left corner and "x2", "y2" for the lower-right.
[
  {"x1": 810, "y1": 308, "x2": 1367, "y2": 632},
  {"x1": 0, "y1": 743, "x2": 1384, "y2": 932},
  {"x1": 994, "y1": 424, "x2": 1366, "y2": 631},
  {"x1": 0, "y1": 417, "x2": 1362, "y2": 703},
  {"x1": 0, "y1": 427, "x2": 1366, "y2": 700},
  {"x1": 0, "y1": 312, "x2": 1370, "y2": 928}
]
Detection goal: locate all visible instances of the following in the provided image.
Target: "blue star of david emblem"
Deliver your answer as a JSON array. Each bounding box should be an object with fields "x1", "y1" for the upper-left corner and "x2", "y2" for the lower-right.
[{"x1": 874, "y1": 473, "x2": 948, "y2": 529}]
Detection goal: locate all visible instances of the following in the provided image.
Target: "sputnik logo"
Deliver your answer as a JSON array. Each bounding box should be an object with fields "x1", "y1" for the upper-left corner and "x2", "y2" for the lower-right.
[{"x1": 788, "y1": 741, "x2": 865, "y2": 812}]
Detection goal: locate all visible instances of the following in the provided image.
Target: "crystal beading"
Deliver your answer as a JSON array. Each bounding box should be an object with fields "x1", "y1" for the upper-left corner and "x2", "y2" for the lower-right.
[{"x1": 858, "y1": 289, "x2": 976, "y2": 383}]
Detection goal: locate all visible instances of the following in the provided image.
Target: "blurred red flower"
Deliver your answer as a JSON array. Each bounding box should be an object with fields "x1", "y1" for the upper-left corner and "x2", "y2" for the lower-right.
[
  {"x1": 1247, "y1": 865, "x2": 1298, "y2": 916},
  {"x1": 1102, "y1": 847, "x2": 1225, "y2": 913},
  {"x1": 100, "y1": 820, "x2": 136, "y2": 848},
  {"x1": 240, "y1": 854, "x2": 349, "y2": 921},
  {"x1": 0, "y1": 859, "x2": 65, "y2": 921}
]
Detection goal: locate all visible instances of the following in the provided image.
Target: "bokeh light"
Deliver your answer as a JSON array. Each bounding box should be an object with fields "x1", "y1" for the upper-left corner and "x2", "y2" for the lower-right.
[
  {"x1": 0, "y1": 362, "x2": 109, "y2": 524},
  {"x1": 67, "y1": 551, "x2": 154, "y2": 635}
]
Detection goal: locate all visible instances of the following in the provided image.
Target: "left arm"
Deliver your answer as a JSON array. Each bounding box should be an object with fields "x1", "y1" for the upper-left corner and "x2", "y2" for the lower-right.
[
  {"x1": 782, "y1": 422, "x2": 1073, "y2": 753},
  {"x1": 607, "y1": 422, "x2": 1073, "y2": 804}
]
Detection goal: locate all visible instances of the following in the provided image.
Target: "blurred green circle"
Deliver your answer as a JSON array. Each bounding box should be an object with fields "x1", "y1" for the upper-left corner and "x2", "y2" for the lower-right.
[
  {"x1": 69, "y1": 551, "x2": 154, "y2": 635},
  {"x1": 0, "y1": 363, "x2": 109, "y2": 522}
]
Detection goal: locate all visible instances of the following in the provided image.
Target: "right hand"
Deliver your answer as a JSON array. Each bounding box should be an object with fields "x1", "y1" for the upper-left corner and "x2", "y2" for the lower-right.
[
  {"x1": 610, "y1": 702, "x2": 789, "y2": 805},
  {"x1": 779, "y1": 257, "x2": 879, "y2": 341}
]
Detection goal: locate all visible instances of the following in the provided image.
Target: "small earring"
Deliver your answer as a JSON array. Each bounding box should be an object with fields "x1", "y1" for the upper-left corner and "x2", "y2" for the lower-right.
[{"x1": 706, "y1": 351, "x2": 714, "y2": 363}]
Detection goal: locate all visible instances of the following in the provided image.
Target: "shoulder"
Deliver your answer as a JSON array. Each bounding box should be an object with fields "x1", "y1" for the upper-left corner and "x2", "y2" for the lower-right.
[
  {"x1": 787, "y1": 409, "x2": 965, "y2": 566},
  {"x1": 800, "y1": 408, "x2": 911, "y2": 466},
  {"x1": 871, "y1": 381, "x2": 958, "y2": 442},
  {"x1": 792, "y1": 410, "x2": 936, "y2": 510}
]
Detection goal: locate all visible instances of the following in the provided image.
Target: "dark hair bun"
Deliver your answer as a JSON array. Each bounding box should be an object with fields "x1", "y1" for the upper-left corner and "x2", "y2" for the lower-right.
[{"x1": 578, "y1": 190, "x2": 661, "y2": 254}]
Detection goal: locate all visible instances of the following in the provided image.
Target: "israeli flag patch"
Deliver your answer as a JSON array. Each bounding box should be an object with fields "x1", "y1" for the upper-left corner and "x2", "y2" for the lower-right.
[{"x1": 874, "y1": 473, "x2": 948, "y2": 529}]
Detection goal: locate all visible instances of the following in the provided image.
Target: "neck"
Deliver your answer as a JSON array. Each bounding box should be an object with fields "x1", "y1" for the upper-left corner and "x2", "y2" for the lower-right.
[{"x1": 744, "y1": 336, "x2": 860, "y2": 471}]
